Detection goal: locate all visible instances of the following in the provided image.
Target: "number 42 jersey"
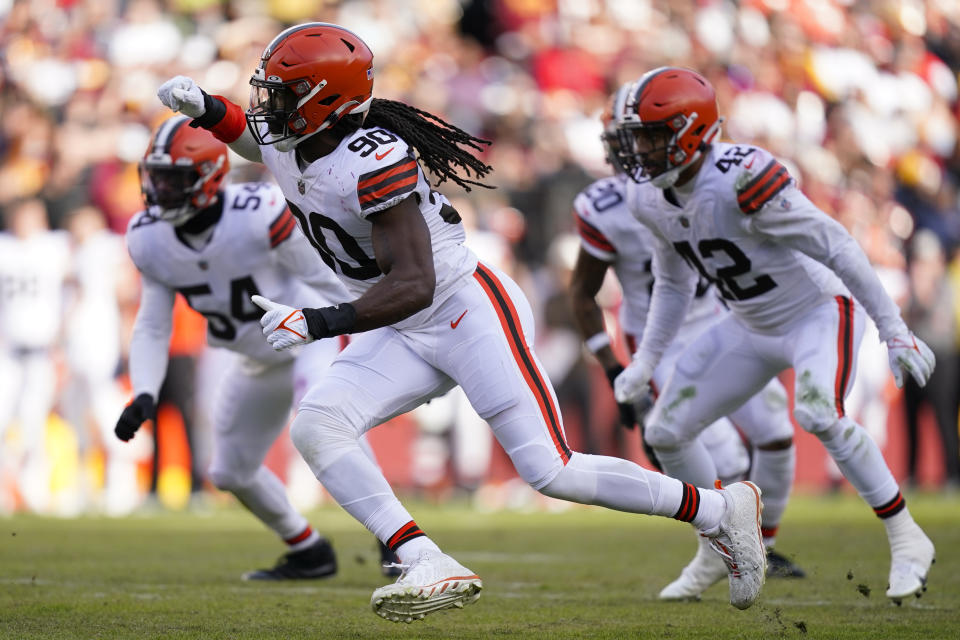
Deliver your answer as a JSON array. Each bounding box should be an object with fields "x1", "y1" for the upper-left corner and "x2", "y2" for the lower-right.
[
  {"x1": 259, "y1": 126, "x2": 479, "y2": 320},
  {"x1": 625, "y1": 142, "x2": 905, "y2": 340},
  {"x1": 126, "y1": 182, "x2": 346, "y2": 364}
]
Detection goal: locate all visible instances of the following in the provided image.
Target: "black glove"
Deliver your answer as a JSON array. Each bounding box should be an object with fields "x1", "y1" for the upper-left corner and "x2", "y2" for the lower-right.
[
  {"x1": 115, "y1": 393, "x2": 155, "y2": 442},
  {"x1": 604, "y1": 364, "x2": 637, "y2": 429}
]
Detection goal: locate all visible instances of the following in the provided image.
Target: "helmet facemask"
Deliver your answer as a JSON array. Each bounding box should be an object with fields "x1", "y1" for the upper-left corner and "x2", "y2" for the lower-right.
[
  {"x1": 140, "y1": 157, "x2": 224, "y2": 227},
  {"x1": 247, "y1": 76, "x2": 329, "y2": 149},
  {"x1": 617, "y1": 114, "x2": 710, "y2": 189}
]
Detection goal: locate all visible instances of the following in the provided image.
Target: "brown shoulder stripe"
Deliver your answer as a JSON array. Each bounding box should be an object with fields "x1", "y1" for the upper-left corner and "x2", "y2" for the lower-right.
[
  {"x1": 737, "y1": 159, "x2": 790, "y2": 214},
  {"x1": 357, "y1": 157, "x2": 419, "y2": 211},
  {"x1": 575, "y1": 214, "x2": 616, "y2": 253},
  {"x1": 269, "y1": 208, "x2": 296, "y2": 247}
]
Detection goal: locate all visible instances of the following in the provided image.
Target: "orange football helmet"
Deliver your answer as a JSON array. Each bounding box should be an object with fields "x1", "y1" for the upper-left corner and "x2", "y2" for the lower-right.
[
  {"x1": 247, "y1": 22, "x2": 374, "y2": 150},
  {"x1": 140, "y1": 116, "x2": 229, "y2": 226},
  {"x1": 613, "y1": 67, "x2": 723, "y2": 188}
]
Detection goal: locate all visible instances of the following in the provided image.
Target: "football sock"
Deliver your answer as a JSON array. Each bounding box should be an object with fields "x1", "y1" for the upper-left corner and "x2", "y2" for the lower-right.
[
  {"x1": 750, "y1": 445, "x2": 795, "y2": 536},
  {"x1": 394, "y1": 533, "x2": 442, "y2": 565},
  {"x1": 225, "y1": 466, "x2": 312, "y2": 544},
  {"x1": 818, "y1": 419, "x2": 898, "y2": 506},
  {"x1": 284, "y1": 526, "x2": 321, "y2": 552}
]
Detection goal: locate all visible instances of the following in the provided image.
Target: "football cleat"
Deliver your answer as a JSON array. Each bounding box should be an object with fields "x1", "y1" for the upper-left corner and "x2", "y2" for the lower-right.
[
  {"x1": 659, "y1": 534, "x2": 727, "y2": 601},
  {"x1": 371, "y1": 550, "x2": 482, "y2": 623},
  {"x1": 887, "y1": 529, "x2": 935, "y2": 605},
  {"x1": 242, "y1": 538, "x2": 337, "y2": 581},
  {"x1": 766, "y1": 548, "x2": 806, "y2": 578},
  {"x1": 379, "y1": 540, "x2": 403, "y2": 578},
  {"x1": 704, "y1": 481, "x2": 766, "y2": 610}
]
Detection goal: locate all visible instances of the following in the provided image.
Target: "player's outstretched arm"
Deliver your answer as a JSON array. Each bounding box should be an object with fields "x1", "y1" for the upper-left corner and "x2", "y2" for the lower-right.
[
  {"x1": 569, "y1": 246, "x2": 637, "y2": 429},
  {"x1": 157, "y1": 75, "x2": 262, "y2": 163},
  {"x1": 747, "y1": 187, "x2": 936, "y2": 386},
  {"x1": 117, "y1": 275, "x2": 174, "y2": 441}
]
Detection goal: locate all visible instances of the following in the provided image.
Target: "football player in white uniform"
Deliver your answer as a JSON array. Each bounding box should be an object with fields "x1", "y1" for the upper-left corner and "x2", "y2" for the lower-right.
[
  {"x1": 157, "y1": 22, "x2": 768, "y2": 621},
  {"x1": 0, "y1": 198, "x2": 70, "y2": 514},
  {"x1": 609, "y1": 68, "x2": 936, "y2": 605},
  {"x1": 570, "y1": 95, "x2": 804, "y2": 600},
  {"x1": 116, "y1": 116, "x2": 381, "y2": 580}
]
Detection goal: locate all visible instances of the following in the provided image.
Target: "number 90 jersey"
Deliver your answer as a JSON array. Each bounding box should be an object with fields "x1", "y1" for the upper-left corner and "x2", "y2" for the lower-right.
[
  {"x1": 126, "y1": 182, "x2": 336, "y2": 364},
  {"x1": 626, "y1": 142, "x2": 849, "y2": 334},
  {"x1": 573, "y1": 175, "x2": 719, "y2": 341},
  {"x1": 259, "y1": 126, "x2": 478, "y2": 311}
]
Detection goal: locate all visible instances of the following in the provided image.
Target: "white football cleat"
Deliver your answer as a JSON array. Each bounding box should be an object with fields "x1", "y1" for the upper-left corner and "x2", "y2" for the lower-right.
[
  {"x1": 704, "y1": 481, "x2": 766, "y2": 610},
  {"x1": 659, "y1": 533, "x2": 728, "y2": 601},
  {"x1": 371, "y1": 550, "x2": 482, "y2": 623},
  {"x1": 886, "y1": 528, "x2": 935, "y2": 605}
]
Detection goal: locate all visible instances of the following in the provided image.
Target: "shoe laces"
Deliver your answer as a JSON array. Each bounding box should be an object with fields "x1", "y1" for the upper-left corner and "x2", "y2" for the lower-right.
[
  {"x1": 709, "y1": 538, "x2": 741, "y2": 578},
  {"x1": 383, "y1": 561, "x2": 409, "y2": 580}
]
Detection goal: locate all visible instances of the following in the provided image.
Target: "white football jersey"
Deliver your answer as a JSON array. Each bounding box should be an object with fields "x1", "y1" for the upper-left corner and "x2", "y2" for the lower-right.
[
  {"x1": 259, "y1": 126, "x2": 478, "y2": 322},
  {"x1": 573, "y1": 174, "x2": 719, "y2": 340},
  {"x1": 126, "y1": 182, "x2": 339, "y2": 363},
  {"x1": 0, "y1": 230, "x2": 70, "y2": 349},
  {"x1": 626, "y1": 142, "x2": 853, "y2": 334}
]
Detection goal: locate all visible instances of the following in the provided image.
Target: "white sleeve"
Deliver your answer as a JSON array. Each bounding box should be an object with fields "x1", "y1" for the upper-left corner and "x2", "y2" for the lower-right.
[
  {"x1": 228, "y1": 127, "x2": 263, "y2": 164},
  {"x1": 745, "y1": 186, "x2": 908, "y2": 341},
  {"x1": 129, "y1": 274, "x2": 175, "y2": 399},
  {"x1": 274, "y1": 230, "x2": 351, "y2": 305},
  {"x1": 634, "y1": 237, "x2": 698, "y2": 368}
]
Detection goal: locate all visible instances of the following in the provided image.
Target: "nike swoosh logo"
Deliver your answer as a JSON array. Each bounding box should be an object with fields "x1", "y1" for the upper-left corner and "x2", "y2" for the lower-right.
[
  {"x1": 279, "y1": 311, "x2": 306, "y2": 338},
  {"x1": 744, "y1": 156, "x2": 756, "y2": 169},
  {"x1": 450, "y1": 309, "x2": 468, "y2": 329},
  {"x1": 375, "y1": 148, "x2": 394, "y2": 161}
]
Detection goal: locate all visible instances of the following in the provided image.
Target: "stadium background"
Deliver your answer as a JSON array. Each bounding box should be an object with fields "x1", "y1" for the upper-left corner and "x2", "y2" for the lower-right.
[{"x1": 1, "y1": 0, "x2": 959, "y2": 516}]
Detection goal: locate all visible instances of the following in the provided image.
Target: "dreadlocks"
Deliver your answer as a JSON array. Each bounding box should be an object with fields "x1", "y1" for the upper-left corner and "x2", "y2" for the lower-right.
[{"x1": 363, "y1": 99, "x2": 494, "y2": 192}]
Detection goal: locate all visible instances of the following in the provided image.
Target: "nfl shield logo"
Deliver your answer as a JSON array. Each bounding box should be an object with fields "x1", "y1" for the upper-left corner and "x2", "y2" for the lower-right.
[{"x1": 297, "y1": 179, "x2": 305, "y2": 195}]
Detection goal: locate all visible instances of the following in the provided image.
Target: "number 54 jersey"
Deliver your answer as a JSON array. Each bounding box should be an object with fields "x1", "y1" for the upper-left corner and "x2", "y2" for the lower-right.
[
  {"x1": 626, "y1": 142, "x2": 855, "y2": 334},
  {"x1": 126, "y1": 182, "x2": 346, "y2": 364},
  {"x1": 259, "y1": 126, "x2": 479, "y2": 319}
]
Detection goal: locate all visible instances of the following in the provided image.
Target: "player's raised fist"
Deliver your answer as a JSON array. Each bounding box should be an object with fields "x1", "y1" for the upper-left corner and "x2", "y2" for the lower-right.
[
  {"x1": 158, "y1": 76, "x2": 206, "y2": 118},
  {"x1": 252, "y1": 294, "x2": 314, "y2": 351}
]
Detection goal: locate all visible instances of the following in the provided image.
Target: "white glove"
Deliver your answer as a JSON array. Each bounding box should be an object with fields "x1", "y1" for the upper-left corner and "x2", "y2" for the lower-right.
[
  {"x1": 886, "y1": 331, "x2": 935, "y2": 388},
  {"x1": 614, "y1": 357, "x2": 655, "y2": 404},
  {"x1": 252, "y1": 294, "x2": 314, "y2": 351},
  {"x1": 157, "y1": 75, "x2": 206, "y2": 118}
]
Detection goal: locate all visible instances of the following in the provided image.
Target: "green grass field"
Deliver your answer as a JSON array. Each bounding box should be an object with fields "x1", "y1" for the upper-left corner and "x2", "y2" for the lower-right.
[{"x1": 1, "y1": 492, "x2": 957, "y2": 639}]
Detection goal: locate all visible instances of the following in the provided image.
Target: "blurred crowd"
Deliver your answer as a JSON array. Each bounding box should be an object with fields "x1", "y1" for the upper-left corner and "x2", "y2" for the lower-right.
[{"x1": 2, "y1": 0, "x2": 960, "y2": 516}]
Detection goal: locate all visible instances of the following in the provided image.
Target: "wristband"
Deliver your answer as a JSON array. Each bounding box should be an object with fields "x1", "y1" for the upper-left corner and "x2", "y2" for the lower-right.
[
  {"x1": 189, "y1": 93, "x2": 246, "y2": 143},
  {"x1": 303, "y1": 303, "x2": 357, "y2": 339},
  {"x1": 585, "y1": 332, "x2": 611, "y2": 354}
]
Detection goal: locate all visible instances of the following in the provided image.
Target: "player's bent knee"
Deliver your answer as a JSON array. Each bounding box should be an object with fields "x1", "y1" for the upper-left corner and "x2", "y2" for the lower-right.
[
  {"x1": 644, "y1": 421, "x2": 691, "y2": 451},
  {"x1": 289, "y1": 407, "x2": 363, "y2": 475},
  {"x1": 792, "y1": 401, "x2": 836, "y2": 436},
  {"x1": 208, "y1": 467, "x2": 249, "y2": 493}
]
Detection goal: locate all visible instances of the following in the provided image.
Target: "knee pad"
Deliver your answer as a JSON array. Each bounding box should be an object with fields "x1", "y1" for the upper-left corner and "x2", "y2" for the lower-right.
[
  {"x1": 208, "y1": 466, "x2": 247, "y2": 493},
  {"x1": 644, "y1": 420, "x2": 693, "y2": 451},
  {"x1": 793, "y1": 396, "x2": 838, "y2": 436},
  {"x1": 290, "y1": 406, "x2": 364, "y2": 476}
]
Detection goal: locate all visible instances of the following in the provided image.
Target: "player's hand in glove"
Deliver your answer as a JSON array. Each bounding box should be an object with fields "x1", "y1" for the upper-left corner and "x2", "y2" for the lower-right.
[
  {"x1": 252, "y1": 294, "x2": 314, "y2": 351},
  {"x1": 157, "y1": 76, "x2": 206, "y2": 118},
  {"x1": 614, "y1": 357, "x2": 654, "y2": 405},
  {"x1": 886, "y1": 331, "x2": 935, "y2": 388},
  {"x1": 605, "y1": 364, "x2": 638, "y2": 429},
  {"x1": 115, "y1": 394, "x2": 155, "y2": 442}
]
